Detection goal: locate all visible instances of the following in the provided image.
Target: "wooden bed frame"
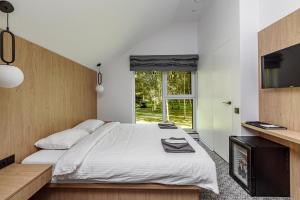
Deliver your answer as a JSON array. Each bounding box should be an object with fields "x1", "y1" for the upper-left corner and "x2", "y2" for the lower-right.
[{"x1": 31, "y1": 183, "x2": 201, "y2": 200}]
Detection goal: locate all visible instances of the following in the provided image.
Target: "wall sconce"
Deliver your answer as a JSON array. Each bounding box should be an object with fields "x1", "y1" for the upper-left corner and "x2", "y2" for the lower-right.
[
  {"x1": 96, "y1": 63, "x2": 104, "y2": 93},
  {"x1": 0, "y1": 0, "x2": 24, "y2": 88}
]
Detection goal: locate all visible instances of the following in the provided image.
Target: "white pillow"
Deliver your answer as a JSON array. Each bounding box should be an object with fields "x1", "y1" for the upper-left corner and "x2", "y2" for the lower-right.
[
  {"x1": 35, "y1": 129, "x2": 89, "y2": 150},
  {"x1": 73, "y1": 119, "x2": 105, "y2": 133}
]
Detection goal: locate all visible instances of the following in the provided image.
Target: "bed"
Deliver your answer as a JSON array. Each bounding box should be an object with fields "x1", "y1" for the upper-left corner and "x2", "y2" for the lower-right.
[{"x1": 23, "y1": 122, "x2": 218, "y2": 200}]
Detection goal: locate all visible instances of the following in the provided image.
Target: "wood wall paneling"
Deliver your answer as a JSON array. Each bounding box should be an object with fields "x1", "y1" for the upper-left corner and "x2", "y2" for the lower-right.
[
  {"x1": 258, "y1": 8, "x2": 300, "y2": 199},
  {"x1": 0, "y1": 34, "x2": 97, "y2": 162},
  {"x1": 259, "y1": 8, "x2": 300, "y2": 131}
]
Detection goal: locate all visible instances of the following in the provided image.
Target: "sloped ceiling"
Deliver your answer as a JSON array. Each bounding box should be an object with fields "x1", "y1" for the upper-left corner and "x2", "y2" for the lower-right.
[{"x1": 0, "y1": 0, "x2": 208, "y2": 70}]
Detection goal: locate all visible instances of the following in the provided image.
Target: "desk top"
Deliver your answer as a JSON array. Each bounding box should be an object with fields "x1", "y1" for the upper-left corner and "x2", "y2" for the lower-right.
[{"x1": 242, "y1": 123, "x2": 300, "y2": 145}]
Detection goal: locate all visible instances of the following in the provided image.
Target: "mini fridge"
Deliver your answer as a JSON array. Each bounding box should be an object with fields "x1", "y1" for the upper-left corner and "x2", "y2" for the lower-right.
[{"x1": 229, "y1": 136, "x2": 290, "y2": 197}]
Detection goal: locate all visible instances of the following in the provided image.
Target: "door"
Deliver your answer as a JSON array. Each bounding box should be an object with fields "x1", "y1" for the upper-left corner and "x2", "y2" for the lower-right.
[{"x1": 211, "y1": 42, "x2": 235, "y2": 162}]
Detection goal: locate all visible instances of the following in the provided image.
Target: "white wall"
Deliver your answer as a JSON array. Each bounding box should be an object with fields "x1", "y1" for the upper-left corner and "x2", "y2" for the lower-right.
[
  {"x1": 98, "y1": 0, "x2": 300, "y2": 162},
  {"x1": 239, "y1": 0, "x2": 300, "y2": 134},
  {"x1": 197, "y1": 0, "x2": 260, "y2": 160},
  {"x1": 197, "y1": 0, "x2": 241, "y2": 160},
  {"x1": 197, "y1": 0, "x2": 300, "y2": 159},
  {"x1": 239, "y1": 0, "x2": 260, "y2": 136},
  {"x1": 98, "y1": 22, "x2": 198, "y2": 123},
  {"x1": 259, "y1": 0, "x2": 300, "y2": 30}
]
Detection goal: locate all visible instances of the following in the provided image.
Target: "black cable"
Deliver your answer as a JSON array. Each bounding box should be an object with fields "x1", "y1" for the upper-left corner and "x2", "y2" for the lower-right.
[{"x1": 6, "y1": 13, "x2": 9, "y2": 30}]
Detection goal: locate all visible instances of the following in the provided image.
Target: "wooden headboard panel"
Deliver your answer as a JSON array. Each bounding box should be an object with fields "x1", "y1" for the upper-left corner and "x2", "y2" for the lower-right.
[
  {"x1": 259, "y1": 9, "x2": 300, "y2": 131},
  {"x1": 0, "y1": 35, "x2": 97, "y2": 162}
]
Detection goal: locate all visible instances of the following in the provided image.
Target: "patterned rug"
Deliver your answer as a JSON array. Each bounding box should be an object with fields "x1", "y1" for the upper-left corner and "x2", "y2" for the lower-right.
[{"x1": 198, "y1": 140, "x2": 290, "y2": 200}]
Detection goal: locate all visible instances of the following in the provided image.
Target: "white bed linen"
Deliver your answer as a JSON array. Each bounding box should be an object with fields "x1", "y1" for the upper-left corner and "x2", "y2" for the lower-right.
[
  {"x1": 35, "y1": 129, "x2": 89, "y2": 150},
  {"x1": 54, "y1": 122, "x2": 119, "y2": 175},
  {"x1": 22, "y1": 150, "x2": 66, "y2": 166},
  {"x1": 53, "y1": 123, "x2": 219, "y2": 194}
]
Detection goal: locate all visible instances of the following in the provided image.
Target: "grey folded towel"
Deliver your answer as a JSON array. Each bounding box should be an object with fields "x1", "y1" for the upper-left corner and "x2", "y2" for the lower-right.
[
  {"x1": 158, "y1": 122, "x2": 175, "y2": 126},
  {"x1": 161, "y1": 138, "x2": 195, "y2": 153},
  {"x1": 158, "y1": 123, "x2": 178, "y2": 129},
  {"x1": 159, "y1": 125, "x2": 178, "y2": 129}
]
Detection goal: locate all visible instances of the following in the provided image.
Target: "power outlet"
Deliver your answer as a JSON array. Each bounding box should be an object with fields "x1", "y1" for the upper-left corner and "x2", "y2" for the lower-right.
[{"x1": 0, "y1": 155, "x2": 15, "y2": 169}]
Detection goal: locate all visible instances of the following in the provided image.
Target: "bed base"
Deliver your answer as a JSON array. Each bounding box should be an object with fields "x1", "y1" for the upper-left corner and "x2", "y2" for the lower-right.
[{"x1": 30, "y1": 183, "x2": 201, "y2": 200}]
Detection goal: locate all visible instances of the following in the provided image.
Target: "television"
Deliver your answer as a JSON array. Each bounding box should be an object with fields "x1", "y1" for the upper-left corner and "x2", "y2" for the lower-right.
[{"x1": 261, "y1": 43, "x2": 300, "y2": 89}]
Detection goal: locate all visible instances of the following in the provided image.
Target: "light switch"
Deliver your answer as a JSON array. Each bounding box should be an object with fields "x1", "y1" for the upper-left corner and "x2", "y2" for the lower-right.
[{"x1": 234, "y1": 107, "x2": 240, "y2": 114}]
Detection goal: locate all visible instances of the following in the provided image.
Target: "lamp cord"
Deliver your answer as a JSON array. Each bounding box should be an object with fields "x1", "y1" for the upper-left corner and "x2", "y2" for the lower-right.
[
  {"x1": 6, "y1": 13, "x2": 9, "y2": 31},
  {"x1": 96, "y1": 63, "x2": 102, "y2": 85},
  {"x1": 97, "y1": 71, "x2": 102, "y2": 85}
]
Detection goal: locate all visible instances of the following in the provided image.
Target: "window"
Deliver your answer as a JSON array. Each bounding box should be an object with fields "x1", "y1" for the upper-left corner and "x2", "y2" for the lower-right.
[
  {"x1": 135, "y1": 71, "x2": 196, "y2": 129},
  {"x1": 167, "y1": 71, "x2": 192, "y2": 95},
  {"x1": 135, "y1": 72, "x2": 163, "y2": 124}
]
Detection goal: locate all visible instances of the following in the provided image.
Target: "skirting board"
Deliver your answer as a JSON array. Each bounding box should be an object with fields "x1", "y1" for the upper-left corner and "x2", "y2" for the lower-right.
[{"x1": 30, "y1": 183, "x2": 201, "y2": 200}]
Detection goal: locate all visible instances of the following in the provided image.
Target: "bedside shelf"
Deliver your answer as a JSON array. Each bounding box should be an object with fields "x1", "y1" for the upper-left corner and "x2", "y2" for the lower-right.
[
  {"x1": 242, "y1": 123, "x2": 300, "y2": 145},
  {"x1": 0, "y1": 164, "x2": 52, "y2": 200}
]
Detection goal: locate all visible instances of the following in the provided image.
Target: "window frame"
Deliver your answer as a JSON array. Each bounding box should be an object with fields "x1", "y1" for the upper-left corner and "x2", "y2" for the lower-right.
[
  {"x1": 162, "y1": 71, "x2": 197, "y2": 130},
  {"x1": 133, "y1": 71, "x2": 197, "y2": 131}
]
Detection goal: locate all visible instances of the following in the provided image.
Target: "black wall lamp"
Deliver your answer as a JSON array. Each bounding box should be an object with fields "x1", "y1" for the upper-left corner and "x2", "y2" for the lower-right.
[{"x1": 96, "y1": 63, "x2": 104, "y2": 93}]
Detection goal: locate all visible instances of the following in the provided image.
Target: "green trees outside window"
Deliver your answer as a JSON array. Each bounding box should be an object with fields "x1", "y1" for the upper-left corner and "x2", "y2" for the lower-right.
[
  {"x1": 135, "y1": 71, "x2": 195, "y2": 129},
  {"x1": 135, "y1": 71, "x2": 163, "y2": 123}
]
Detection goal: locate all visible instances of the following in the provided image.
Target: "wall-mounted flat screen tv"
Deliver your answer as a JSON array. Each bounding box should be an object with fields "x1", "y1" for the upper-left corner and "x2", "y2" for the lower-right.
[{"x1": 261, "y1": 43, "x2": 300, "y2": 89}]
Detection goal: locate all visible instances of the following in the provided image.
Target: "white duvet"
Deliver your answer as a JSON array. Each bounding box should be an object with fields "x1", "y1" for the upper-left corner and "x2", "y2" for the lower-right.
[{"x1": 53, "y1": 122, "x2": 219, "y2": 194}]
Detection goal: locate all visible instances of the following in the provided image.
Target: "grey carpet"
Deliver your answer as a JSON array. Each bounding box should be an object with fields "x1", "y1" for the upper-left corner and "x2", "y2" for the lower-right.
[{"x1": 198, "y1": 140, "x2": 290, "y2": 200}]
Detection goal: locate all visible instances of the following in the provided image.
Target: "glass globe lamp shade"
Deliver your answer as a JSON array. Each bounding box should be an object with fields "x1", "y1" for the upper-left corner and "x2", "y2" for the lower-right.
[
  {"x1": 96, "y1": 84, "x2": 104, "y2": 93},
  {"x1": 0, "y1": 65, "x2": 24, "y2": 88}
]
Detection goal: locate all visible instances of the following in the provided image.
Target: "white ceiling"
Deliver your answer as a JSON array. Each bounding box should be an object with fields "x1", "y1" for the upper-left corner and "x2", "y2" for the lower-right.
[
  {"x1": 0, "y1": 0, "x2": 208, "y2": 70},
  {"x1": 175, "y1": 0, "x2": 210, "y2": 21}
]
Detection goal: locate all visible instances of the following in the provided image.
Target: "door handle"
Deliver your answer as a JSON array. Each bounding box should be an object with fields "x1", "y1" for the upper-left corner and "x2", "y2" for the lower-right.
[{"x1": 222, "y1": 101, "x2": 232, "y2": 105}]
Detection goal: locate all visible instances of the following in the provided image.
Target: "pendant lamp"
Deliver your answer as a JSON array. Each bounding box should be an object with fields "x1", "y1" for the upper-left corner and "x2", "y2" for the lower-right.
[{"x1": 0, "y1": 1, "x2": 24, "y2": 88}]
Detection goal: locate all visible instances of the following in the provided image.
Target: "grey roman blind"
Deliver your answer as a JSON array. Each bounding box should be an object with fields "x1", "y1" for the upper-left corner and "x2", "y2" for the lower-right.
[{"x1": 130, "y1": 54, "x2": 199, "y2": 72}]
